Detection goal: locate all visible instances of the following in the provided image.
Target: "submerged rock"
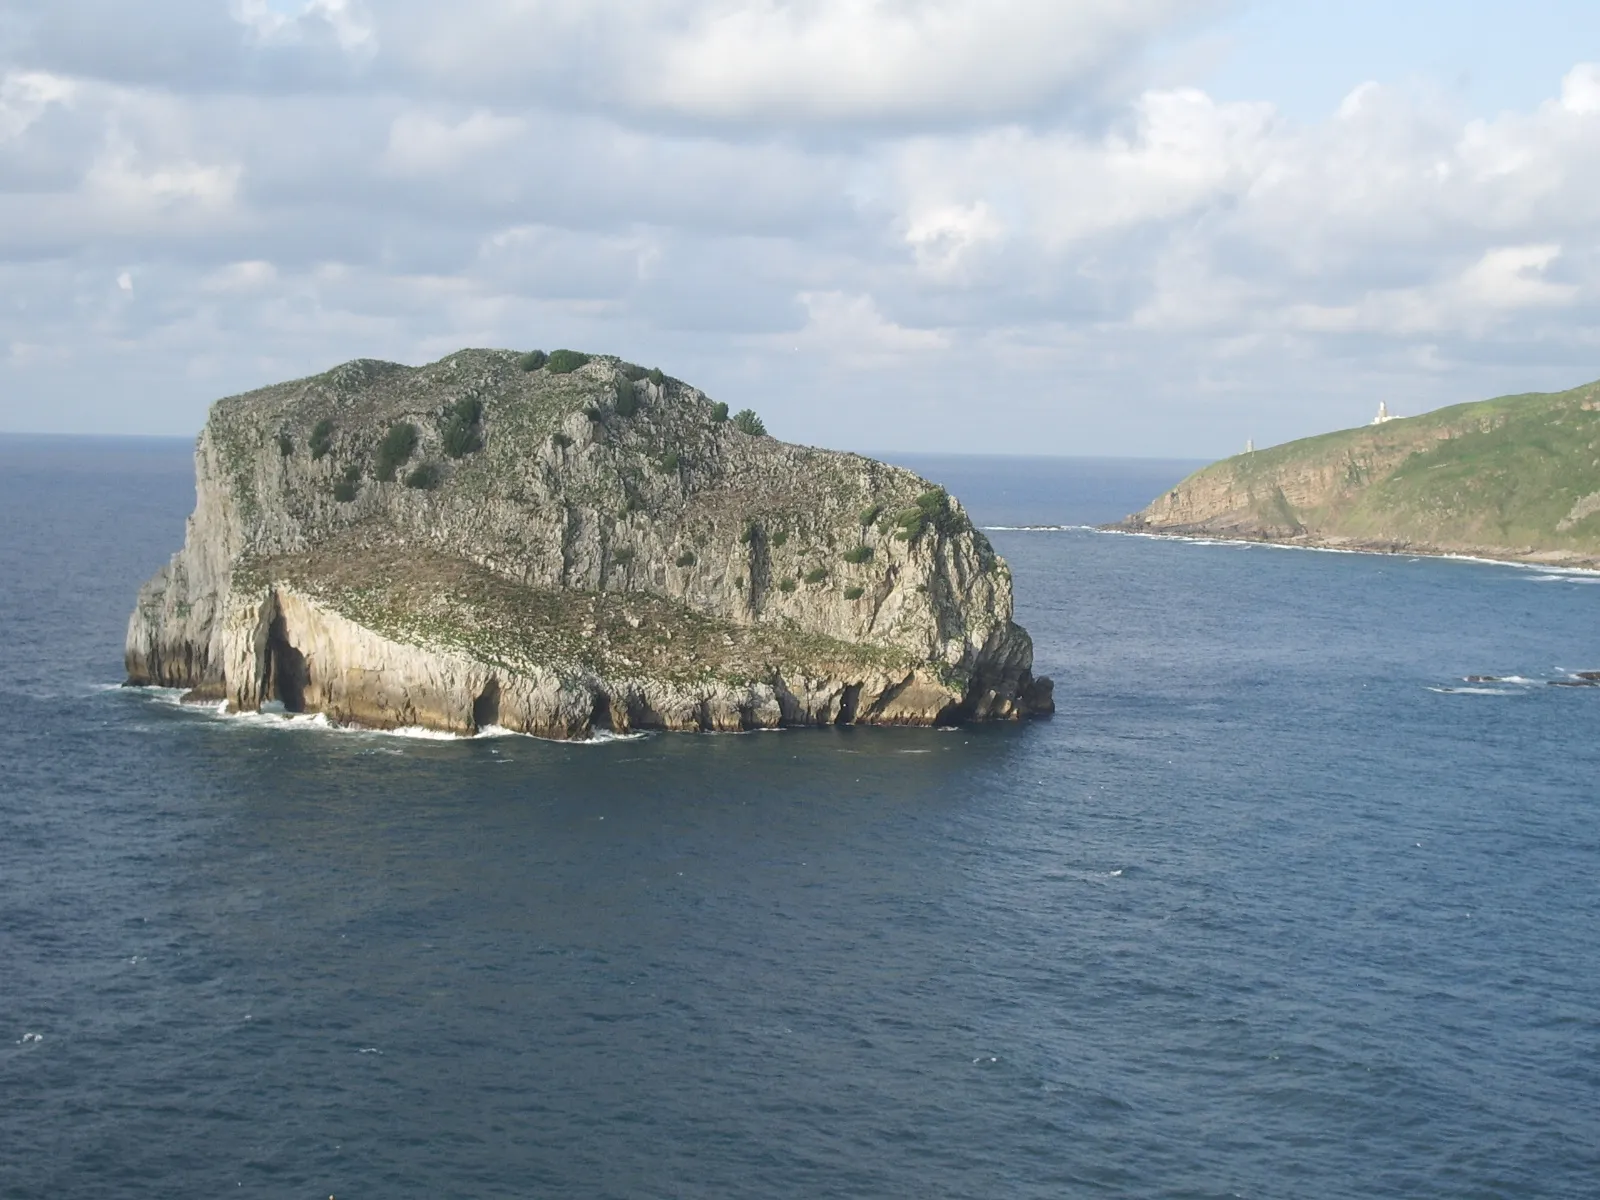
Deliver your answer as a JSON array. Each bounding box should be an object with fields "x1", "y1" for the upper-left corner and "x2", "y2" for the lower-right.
[{"x1": 126, "y1": 349, "x2": 1053, "y2": 738}]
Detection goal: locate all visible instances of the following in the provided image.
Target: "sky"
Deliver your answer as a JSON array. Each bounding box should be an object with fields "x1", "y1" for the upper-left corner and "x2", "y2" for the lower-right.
[{"x1": 1, "y1": 1, "x2": 1598, "y2": 456}]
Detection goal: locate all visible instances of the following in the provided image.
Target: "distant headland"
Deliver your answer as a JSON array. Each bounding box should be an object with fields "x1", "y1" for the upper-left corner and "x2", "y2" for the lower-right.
[
  {"x1": 1114, "y1": 379, "x2": 1600, "y2": 570},
  {"x1": 125, "y1": 349, "x2": 1053, "y2": 738}
]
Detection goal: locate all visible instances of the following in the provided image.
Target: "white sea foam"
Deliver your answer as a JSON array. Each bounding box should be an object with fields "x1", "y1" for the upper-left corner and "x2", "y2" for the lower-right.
[
  {"x1": 1427, "y1": 686, "x2": 1517, "y2": 696},
  {"x1": 1101, "y1": 529, "x2": 1600, "y2": 576},
  {"x1": 119, "y1": 686, "x2": 650, "y2": 745},
  {"x1": 980, "y1": 524, "x2": 1086, "y2": 532},
  {"x1": 18, "y1": 1032, "x2": 42, "y2": 1044}
]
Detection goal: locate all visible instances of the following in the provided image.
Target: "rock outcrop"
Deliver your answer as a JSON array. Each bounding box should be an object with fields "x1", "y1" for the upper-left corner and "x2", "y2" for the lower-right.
[
  {"x1": 1116, "y1": 378, "x2": 1600, "y2": 568},
  {"x1": 127, "y1": 349, "x2": 1053, "y2": 737}
]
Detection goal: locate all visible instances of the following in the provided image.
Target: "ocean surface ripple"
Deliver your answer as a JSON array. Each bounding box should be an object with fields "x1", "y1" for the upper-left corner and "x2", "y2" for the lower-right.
[{"x1": 2, "y1": 441, "x2": 1597, "y2": 1198}]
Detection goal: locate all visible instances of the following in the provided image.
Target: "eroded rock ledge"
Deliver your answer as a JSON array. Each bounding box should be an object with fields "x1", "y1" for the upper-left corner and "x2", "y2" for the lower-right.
[{"x1": 126, "y1": 349, "x2": 1053, "y2": 738}]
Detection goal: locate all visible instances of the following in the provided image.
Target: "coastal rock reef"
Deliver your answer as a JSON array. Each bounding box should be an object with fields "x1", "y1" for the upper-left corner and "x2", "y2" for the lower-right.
[
  {"x1": 1118, "y1": 378, "x2": 1600, "y2": 568},
  {"x1": 127, "y1": 349, "x2": 1053, "y2": 738}
]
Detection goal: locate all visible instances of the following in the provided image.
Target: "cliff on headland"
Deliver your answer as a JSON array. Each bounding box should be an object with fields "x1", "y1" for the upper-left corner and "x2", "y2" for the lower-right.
[
  {"x1": 127, "y1": 349, "x2": 1052, "y2": 738},
  {"x1": 1116, "y1": 379, "x2": 1600, "y2": 568}
]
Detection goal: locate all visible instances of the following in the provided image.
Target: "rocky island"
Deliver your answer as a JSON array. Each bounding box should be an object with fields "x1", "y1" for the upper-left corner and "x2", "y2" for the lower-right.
[
  {"x1": 1117, "y1": 378, "x2": 1600, "y2": 568},
  {"x1": 126, "y1": 349, "x2": 1053, "y2": 738}
]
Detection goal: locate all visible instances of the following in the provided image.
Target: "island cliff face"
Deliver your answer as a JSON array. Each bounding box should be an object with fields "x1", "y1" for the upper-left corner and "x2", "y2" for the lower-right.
[
  {"x1": 127, "y1": 349, "x2": 1053, "y2": 737},
  {"x1": 1118, "y1": 379, "x2": 1600, "y2": 568}
]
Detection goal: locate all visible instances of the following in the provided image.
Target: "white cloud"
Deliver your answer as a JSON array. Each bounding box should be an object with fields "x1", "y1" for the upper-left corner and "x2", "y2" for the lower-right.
[
  {"x1": 792, "y1": 291, "x2": 947, "y2": 365},
  {"x1": 231, "y1": 0, "x2": 375, "y2": 53},
  {"x1": 383, "y1": 109, "x2": 524, "y2": 176},
  {"x1": 0, "y1": 71, "x2": 75, "y2": 141},
  {"x1": 639, "y1": 0, "x2": 1208, "y2": 122},
  {"x1": 202, "y1": 260, "x2": 279, "y2": 292},
  {"x1": 85, "y1": 135, "x2": 241, "y2": 211}
]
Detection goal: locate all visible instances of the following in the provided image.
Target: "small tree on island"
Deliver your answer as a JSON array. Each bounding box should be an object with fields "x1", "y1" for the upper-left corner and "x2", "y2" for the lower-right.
[{"x1": 732, "y1": 409, "x2": 767, "y2": 436}]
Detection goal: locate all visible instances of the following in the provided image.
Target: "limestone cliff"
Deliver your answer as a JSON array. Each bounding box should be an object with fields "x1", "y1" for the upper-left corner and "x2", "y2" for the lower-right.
[
  {"x1": 1117, "y1": 379, "x2": 1600, "y2": 568},
  {"x1": 127, "y1": 349, "x2": 1052, "y2": 737}
]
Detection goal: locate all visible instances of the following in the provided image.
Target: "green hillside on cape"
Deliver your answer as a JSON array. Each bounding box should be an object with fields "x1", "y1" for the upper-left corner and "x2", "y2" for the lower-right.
[{"x1": 1119, "y1": 378, "x2": 1600, "y2": 567}]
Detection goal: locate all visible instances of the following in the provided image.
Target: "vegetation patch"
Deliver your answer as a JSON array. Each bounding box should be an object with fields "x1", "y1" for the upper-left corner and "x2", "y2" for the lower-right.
[
  {"x1": 772, "y1": 530, "x2": 789, "y2": 548},
  {"x1": 676, "y1": 550, "x2": 697, "y2": 567},
  {"x1": 546, "y1": 349, "x2": 590, "y2": 374},
  {"x1": 612, "y1": 547, "x2": 637, "y2": 565},
  {"x1": 310, "y1": 418, "x2": 335, "y2": 461},
  {"x1": 519, "y1": 350, "x2": 547, "y2": 371},
  {"x1": 375, "y1": 421, "x2": 419, "y2": 482},
  {"x1": 615, "y1": 380, "x2": 639, "y2": 417},
  {"x1": 844, "y1": 586, "x2": 865, "y2": 600},
  {"x1": 552, "y1": 431, "x2": 572, "y2": 449},
  {"x1": 859, "y1": 503, "x2": 882, "y2": 525},
  {"x1": 659, "y1": 450, "x2": 680, "y2": 473},
  {"x1": 842, "y1": 545, "x2": 873, "y2": 564},
  {"x1": 804, "y1": 567, "x2": 827, "y2": 584},
  {"x1": 404, "y1": 463, "x2": 441, "y2": 490},
  {"x1": 442, "y1": 396, "x2": 483, "y2": 458},
  {"x1": 648, "y1": 368, "x2": 665, "y2": 386},
  {"x1": 732, "y1": 409, "x2": 767, "y2": 436},
  {"x1": 740, "y1": 521, "x2": 759, "y2": 544},
  {"x1": 333, "y1": 479, "x2": 358, "y2": 503},
  {"x1": 778, "y1": 577, "x2": 797, "y2": 593},
  {"x1": 710, "y1": 401, "x2": 729, "y2": 423},
  {"x1": 276, "y1": 432, "x2": 293, "y2": 457}
]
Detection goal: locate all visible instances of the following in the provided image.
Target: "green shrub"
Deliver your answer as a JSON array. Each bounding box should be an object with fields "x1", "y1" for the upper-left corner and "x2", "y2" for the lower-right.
[
  {"x1": 404, "y1": 463, "x2": 440, "y2": 490},
  {"x1": 310, "y1": 418, "x2": 335, "y2": 460},
  {"x1": 778, "y1": 577, "x2": 797, "y2": 593},
  {"x1": 893, "y1": 505, "x2": 927, "y2": 539},
  {"x1": 843, "y1": 585, "x2": 864, "y2": 600},
  {"x1": 732, "y1": 408, "x2": 767, "y2": 436},
  {"x1": 519, "y1": 350, "x2": 547, "y2": 371},
  {"x1": 612, "y1": 546, "x2": 636, "y2": 565},
  {"x1": 804, "y1": 567, "x2": 827, "y2": 584},
  {"x1": 622, "y1": 363, "x2": 648, "y2": 381},
  {"x1": 648, "y1": 368, "x2": 665, "y2": 386},
  {"x1": 546, "y1": 349, "x2": 589, "y2": 374},
  {"x1": 710, "y1": 401, "x2": 729, "y2": 423},
  {"x1": 442, "y1": 396, "x2": 483, "y2": 458},
  {"x1": 859, "y1": 503, "x2": 882, "y2": 525},
  {"x1": 375, "y1": 421, "x2": 419, "y2": 481},
  {"x1": 615, "y1": 379, "x2": 638, "y2": 417},
  {"x1": 842, "y1": 545, "x2": 873, "y2": 564},
  {"x1": 734, "y1": 576, "x2": 745, "y2": 590},
  {"x1": 552, "y1": 431, "x2": 572, "y2": 449},
  {"x1": 772, "y1": 530, "x2": 789, "y2": 547},
  {"x1": 276, "y1": 432, "x2": 293, "y2": 457},
  {"x1": 658, "y1": 450, "x2": 680, "y2": 472},
  {"x1": 676, "y1": 550, "x2": 696, "y2": 567},
  {"x1": 343, "y1": 464, "x2": 360, "y2": 483},
  {"x1": 332, "y1": 479, "x2": 357, "y2": 503}
]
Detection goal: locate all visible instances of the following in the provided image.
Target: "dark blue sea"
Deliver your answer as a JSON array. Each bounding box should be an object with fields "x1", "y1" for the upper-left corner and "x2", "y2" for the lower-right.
[{"x1": 3, "y1": 437, "x2": 1597, "y2": 1199}]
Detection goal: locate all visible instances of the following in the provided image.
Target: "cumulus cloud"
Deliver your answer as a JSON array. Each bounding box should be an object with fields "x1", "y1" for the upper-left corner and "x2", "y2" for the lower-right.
[{"x1": 1, "y1": 2, "x2": 1598, "y2": 454}]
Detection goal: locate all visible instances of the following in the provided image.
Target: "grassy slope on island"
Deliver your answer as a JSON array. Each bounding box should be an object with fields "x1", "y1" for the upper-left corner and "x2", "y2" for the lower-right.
[{"x1": 1121, "y1": 379, "x2": 1600, "y2": 564}]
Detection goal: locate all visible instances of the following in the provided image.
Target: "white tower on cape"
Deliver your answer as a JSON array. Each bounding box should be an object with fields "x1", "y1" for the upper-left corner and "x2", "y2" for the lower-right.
[{"x1": 1372, "y1": 401, "x2": 1398, "y2": 425}]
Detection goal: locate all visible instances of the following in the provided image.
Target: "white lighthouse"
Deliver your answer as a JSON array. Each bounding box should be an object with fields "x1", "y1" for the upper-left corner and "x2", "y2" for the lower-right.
[{"x1": 1372, "y1": 401, "x2": 1397, "y2": 425}]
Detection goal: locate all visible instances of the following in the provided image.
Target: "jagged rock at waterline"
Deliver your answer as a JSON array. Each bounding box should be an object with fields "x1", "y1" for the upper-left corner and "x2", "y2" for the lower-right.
[{"x1": 126, "y1": 349, "x2": 1053, "y2": 738}]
